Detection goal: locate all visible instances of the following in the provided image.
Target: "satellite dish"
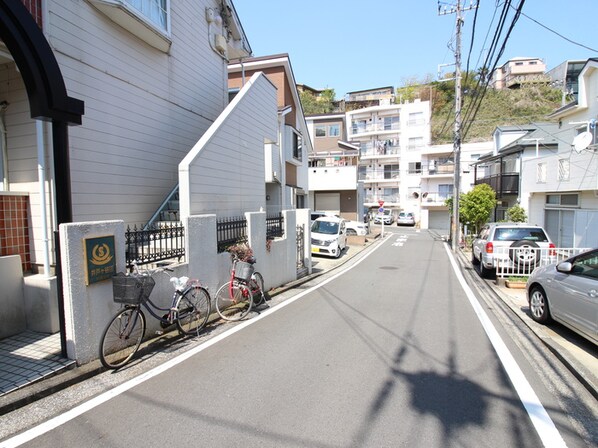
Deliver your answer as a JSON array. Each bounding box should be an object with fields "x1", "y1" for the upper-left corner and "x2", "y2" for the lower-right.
[{"x1": 573, "y1": 131, "x2": 593, "y2": 153}]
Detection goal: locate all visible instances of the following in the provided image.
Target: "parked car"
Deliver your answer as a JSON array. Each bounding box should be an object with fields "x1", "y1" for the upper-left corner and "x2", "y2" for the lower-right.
[
  {"x1": 373, "y1": 209, "x2": 394, "y2": 225},
  {"x1": 344, "y1": 220, "x2": 369, "y2": 236},
  {"x1": 526, "y1": 248, "x2": 598, "y2": 346},
  {"x1": 311, "y1": 211, "x2": 338, "y2": 224},
  {"x1": 397, "y1": 211, "x2": 415, "y2": 226},
  {"x1": 311, "y1": 216, "x2": 347, "y2": 258},
  {"x1": 471, "y1": 223, "x2": 555, "y2": 278}
]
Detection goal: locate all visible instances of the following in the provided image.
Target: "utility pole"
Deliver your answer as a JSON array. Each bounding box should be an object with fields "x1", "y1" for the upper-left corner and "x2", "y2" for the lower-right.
[{"x1": 439, "y1": 0, "x2": 477, "y2": 251}]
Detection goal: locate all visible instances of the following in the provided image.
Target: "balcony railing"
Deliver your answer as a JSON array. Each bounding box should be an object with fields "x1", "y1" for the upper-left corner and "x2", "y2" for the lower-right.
[
  {"x1": 360, "y1": 145, "x2": 400, "y2": 158},
  {"x1": 350, "y1": 122, "x2": 400, "y2": 135},
  {"x1": 475, "y1": 173, "x2": 519, "y2": 195},
  {"x1": 420, "y1": 192, "x2": 453, "y2": 204},
  {"x1": 365, "y1": 195, "x2": 400, "y2": 204},
  {"x1": 359, "y1": 170, "x2": 400, "y2": 182}
]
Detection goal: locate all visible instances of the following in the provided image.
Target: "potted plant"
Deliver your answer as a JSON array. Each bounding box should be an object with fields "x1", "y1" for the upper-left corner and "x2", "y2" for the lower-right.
[
  {"x1": 226, "y1": 239, "x2": 254, "y2": 262},
  {"x1": 505, "y1": 276, "x2": 528, "y2": 289}
]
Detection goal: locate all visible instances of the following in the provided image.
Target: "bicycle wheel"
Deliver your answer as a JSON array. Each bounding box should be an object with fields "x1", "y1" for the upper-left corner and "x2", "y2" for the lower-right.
[
  {"x1": 175, "y1": 285, "x2": 211, "y2": 336},
  {"x1": 99, "y1": 307, "x2": 146, "y2": 369},
  {"x1": 249, "y1": 271, "x2": 267, "y2": 307},
  {"x1": 214, "y1": 281, "x2": 252, "y2": 321}
]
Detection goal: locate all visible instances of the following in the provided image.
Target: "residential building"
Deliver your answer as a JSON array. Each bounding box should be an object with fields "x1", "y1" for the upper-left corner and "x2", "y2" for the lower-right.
[
  {"x1": 0, "y1": 0, "x2": 251, "y2": 276},
  {"x1": 473, "y1": 123, "x2": 560, "y2": 221},
  {"x1": 0, "y1": 1, "x2": 313, "y2": 354},
  {"x1": 420, "y1": 141, "x2": 491, "y2": 230},
  {"x1": 525, "y1": 58, "x2": 598, "y2": 248},
  {"x1": 228, "y1": 54, "x2": 312, "y2": 214},
  {"x1": 343, "y1": 86, "x2": 395, "y2": 111},
  {"x1": 490, "y1": 57, "x2": 549, "y2": 89},
  {"x1": 348, "y1": 99, "x2": 431, "y2": 222},
  {"x1": 306, "y1": 112, "x2": 362, "y2": 221},
  {"x1": 546, "y1": 59, "x2": 587, "y2": 105}
]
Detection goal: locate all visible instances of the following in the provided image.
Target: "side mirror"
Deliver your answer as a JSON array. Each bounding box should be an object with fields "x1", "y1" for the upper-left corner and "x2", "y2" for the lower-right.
[{"x1": 556, "y1": 261, "x2": 573, "y2": 273}]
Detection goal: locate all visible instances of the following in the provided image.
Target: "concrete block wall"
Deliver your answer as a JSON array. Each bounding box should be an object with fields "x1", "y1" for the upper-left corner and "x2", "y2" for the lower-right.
[
  {"x1": 59, "y1": 209, "x2": 306, "y2": 364},
  {"x1": 0, "y1": 255, "x2": 26, "y2": 338}
]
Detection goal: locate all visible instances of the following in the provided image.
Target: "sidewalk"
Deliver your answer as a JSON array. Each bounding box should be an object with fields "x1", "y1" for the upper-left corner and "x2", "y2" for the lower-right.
[
  {"x1": 1, "y1": 235, "x2": 595, "y2": 415},
  {"x1": 461, "y1": 251, "x2": 598, "y2": 400}
]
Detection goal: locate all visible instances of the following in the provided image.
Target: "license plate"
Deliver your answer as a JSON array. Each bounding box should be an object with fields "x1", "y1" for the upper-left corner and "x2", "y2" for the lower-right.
[{"x1": 312, "y1": 247, "x2": 320, "y2": 253}]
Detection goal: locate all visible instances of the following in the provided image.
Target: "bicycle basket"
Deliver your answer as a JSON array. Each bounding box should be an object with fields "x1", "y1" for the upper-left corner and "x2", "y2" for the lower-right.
[
  {"x1": 234, "y1": 261, "x2": 254, "y2": 283},
  {"x1": 112, "y1": 273, "x2": 155, "y2": 304}
]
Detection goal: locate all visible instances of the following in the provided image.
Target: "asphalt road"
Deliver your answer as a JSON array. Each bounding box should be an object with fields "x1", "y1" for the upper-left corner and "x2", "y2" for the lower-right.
[{"x1": 1, "y1": 228, "x2": 596, "y2": 447}]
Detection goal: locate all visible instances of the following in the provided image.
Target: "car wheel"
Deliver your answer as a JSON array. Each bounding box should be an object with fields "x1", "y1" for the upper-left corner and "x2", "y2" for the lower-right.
[
  {"x1": 471, "y1": 251, "x2": 480, "y2": 266},
  {"x1": 479, "y1": 262, "x2": 493, "y2": 279},
  {"x1": 529, "y1": 286, "x2": 552, "y2": 324},
  {"x1": 509, "y1": 240, "x2": 540, "y2": 267}
]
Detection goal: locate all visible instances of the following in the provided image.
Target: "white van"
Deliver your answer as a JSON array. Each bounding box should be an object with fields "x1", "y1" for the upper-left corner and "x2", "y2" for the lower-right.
[{"x1": 311, "y1": 216, "x2": 347, "y2": 258}]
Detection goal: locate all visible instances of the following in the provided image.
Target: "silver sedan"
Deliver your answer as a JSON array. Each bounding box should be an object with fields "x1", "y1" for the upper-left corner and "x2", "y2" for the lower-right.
[{"x1": 526, "y1": 248, "x2": 598, "y2": 345}]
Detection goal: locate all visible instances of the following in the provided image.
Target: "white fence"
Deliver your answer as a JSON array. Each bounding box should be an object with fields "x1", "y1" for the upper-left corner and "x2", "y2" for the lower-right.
[{"x1": 495, "y1": 247, "x2": 592, "y2": 279}]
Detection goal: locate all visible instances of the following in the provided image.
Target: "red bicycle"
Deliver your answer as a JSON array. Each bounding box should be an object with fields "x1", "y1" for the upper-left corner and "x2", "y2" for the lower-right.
[{"x1": 214, "y1": 255, "x2": 268, "y2": 321}]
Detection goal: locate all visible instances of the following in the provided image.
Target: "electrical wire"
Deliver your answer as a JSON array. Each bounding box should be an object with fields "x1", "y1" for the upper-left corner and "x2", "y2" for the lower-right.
[{"x1": 515, "y1": 8, "x2": 598, "y2": 53}]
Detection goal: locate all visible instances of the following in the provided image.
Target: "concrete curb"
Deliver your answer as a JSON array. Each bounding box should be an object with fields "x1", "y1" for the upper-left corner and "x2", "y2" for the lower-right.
[{"x1": 456, "y1": 249, "x2": 598, "y2": 400}]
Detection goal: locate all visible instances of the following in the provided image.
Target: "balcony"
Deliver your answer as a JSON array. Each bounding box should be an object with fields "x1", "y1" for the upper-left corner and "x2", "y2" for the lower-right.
[
  {"x1": 421, "y1": 161, "x2": 454, "y2": 178},
  {"x1": 364, "y1": 195, "x2": 399, "y2": 206},
  {"x1": 360, "y1": 143, "x2": 400, "y2": 159},
  {"x1": 420, "y1": 192, "x2": 453, "y2": 207},
  {"x1": 350, "y1": 122, "x2": 400, "y2": 137},
  {"x1": 475, "y1": 173, "x2": 519, "y2": 196},
  {"x1": 359, "y1": 169, "x2": 400, "y2": 184}
]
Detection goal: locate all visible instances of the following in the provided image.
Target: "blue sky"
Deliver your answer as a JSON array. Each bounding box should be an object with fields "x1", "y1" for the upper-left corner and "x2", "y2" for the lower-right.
[{"x1": 232, "y1": 1, "x2": 598, "y2": 98}]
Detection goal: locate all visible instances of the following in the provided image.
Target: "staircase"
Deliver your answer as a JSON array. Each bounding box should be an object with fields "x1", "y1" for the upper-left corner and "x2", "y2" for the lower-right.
[{"x1": 145, "y1": 184, "x2": 180, "y2": 229}]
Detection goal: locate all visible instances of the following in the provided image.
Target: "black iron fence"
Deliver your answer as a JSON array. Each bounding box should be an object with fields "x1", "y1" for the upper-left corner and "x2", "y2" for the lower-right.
[
  {"x1": 216, "y1": 216, "x2": 248, "y2": 252},
  {"x1": 126, "y1": 222, "x2": 185, "y2": 268},
  {"x1": 266, "y1": 213, "x2": 284, "y2": 239}
]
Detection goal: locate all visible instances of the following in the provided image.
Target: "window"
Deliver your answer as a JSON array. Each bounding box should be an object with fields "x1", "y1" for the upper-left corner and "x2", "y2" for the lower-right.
[
  {"x1": 315, "y1": 126, "x2": 326, "y2": 137},
  {"x1": 88, "y1": 0, "x2": 171, "y2": 51},
  {"x1": 408, "y1": 112, "x2": 423, "y2": 125},
  {"x1": 383, "y1": 116, "x2": 400, "y2": 130},
  {"x1": 546, "y1": 193, "x2": 579, "y2": 207},
  {"x1": 328, "y1": 124, "x2": 340, "y2": 137},
  {"x1": 383, "y1": 164, "x2": 400, "y2": 179},
  {"x1": 537, "y1": 162, "x2": 546, "y2": 183},
  {"x1": 125, "y1": 0, "x2": 168, "y2": 30},
  {"x1": 293, "y1": 132, "x2": 302, "y2": 161},
  {"x1": 352, "y1": 120, "x2": 367, "y2": 134},
  {"x1": 558, "y1": 159, "x2": 570, "y2": 181},
  {"x1": 408, "y1": 137, "x2": 424, "y2": 149},
  {"x1": 438, "y1": 184, "x2": 453, "y2": 200},
  {"x1": 408, "y1": 162, "x2": 421, "y2": 174}
]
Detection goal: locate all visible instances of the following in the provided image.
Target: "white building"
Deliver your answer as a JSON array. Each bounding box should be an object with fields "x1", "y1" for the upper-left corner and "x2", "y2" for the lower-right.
[
  {"x1": 525, "y1": 58, "x2": 598, "y2": 248},
  {"x1": 347, "y1": 99, "x2": 431, "y2": 222}
]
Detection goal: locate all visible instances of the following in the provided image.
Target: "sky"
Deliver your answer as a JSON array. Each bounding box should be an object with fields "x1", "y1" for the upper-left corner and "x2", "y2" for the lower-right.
[{"x1": 232, "y1": 0, "x2": 598, "y2": 98}]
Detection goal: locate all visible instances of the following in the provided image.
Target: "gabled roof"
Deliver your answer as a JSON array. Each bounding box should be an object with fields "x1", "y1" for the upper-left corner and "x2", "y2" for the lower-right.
[{"x1": 228, "y1": 53, "x2": 313, "y2": 153}]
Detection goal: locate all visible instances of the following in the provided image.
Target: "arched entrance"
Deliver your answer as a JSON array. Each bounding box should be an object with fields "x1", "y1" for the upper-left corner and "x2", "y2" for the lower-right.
[{"x1": 0, "y1": 0, "x2": 84, "y2": 355}]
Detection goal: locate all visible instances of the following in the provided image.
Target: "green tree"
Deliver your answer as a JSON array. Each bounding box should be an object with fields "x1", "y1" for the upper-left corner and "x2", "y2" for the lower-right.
[
  {"x1": 458, "y1": 184, "x2": 497, "y2": 234},
  {"x1": 299, "y1": 88, "x2": 336, "y2": 115},
  {"x1": 506, "y1": 204, "x2": 527, "y2": 222}
]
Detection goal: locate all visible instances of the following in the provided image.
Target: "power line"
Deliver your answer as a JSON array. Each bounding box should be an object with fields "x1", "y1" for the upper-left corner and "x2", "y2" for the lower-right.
[{"x1": 515, "y1": 9, "x2": 598, "y2": 53}]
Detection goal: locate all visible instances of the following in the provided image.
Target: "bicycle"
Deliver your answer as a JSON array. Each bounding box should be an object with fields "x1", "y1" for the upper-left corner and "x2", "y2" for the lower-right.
[
  {"x1": 99, "y1": 264, "x2": 211, "y2": 369},
  {"x1": 214, "y1": 255, "x2": 268, "y2": 321}
]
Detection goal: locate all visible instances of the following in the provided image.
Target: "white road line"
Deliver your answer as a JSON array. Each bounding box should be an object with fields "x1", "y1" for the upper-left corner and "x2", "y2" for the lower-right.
[
  {"x1": 1, "y1": 237, "x2": 389, "y2": 448},
  {"x1": 444, "y1": 245, "x2": 567, "y2": 448}
]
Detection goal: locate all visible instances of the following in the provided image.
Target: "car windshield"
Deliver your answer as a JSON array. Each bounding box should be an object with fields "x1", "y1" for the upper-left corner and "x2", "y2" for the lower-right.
[
  {"x1": 312, "y1": 220, "x2": 339, "y2": 235},
  {"x1": 494, "y1": 228, "x2": 549, "y2": 242}
]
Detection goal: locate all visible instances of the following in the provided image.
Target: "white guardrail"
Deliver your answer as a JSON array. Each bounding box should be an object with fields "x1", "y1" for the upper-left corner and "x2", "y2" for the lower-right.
[{"x1": 494, "y1": 247, "x2": 592, "y2": 279}]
